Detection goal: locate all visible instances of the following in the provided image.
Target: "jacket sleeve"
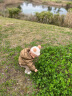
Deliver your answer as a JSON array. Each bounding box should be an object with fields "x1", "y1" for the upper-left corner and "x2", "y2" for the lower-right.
[{"x1": 26, "y1": 61, "x2": 36, "y2": 71}]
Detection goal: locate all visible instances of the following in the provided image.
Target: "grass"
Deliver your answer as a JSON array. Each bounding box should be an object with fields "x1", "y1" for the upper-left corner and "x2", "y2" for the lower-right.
[{"x1": 0, "y1": 16, "x2": 72, "y2": 95}]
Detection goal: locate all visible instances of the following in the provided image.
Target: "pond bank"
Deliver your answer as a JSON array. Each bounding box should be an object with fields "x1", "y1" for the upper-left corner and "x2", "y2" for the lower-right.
[
  {"x1": 0, "y1": 0, "x2": 24, "y2": 10},
  {"x1": 0, "y1": 0, "x2": 72, "y2": 11},
  {"x1": 0, "y1": 0, "x2": 72, "y2": 28},
  {"x1": 29, "y1": 0, "x2": 72, "y2": 8}
]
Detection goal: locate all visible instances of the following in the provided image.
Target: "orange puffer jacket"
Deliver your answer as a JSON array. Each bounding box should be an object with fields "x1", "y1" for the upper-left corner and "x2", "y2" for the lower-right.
[{"x1": 18, "y1": 48, "x2": 36, "y2": 71}]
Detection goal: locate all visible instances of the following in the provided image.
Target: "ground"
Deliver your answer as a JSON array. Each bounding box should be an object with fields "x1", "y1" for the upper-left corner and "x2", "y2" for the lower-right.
[
  {"x1": 0, "y1": 0, "x2": 72, "y2": 11},
  {"x1": 0, "y1": 16, "x2": 72, "y2": 95}
]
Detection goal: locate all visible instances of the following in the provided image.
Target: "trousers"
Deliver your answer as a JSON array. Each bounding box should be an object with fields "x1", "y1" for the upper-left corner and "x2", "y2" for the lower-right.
[{"x1": 20, "y1": 65, "x2": 31, "y2": 72}]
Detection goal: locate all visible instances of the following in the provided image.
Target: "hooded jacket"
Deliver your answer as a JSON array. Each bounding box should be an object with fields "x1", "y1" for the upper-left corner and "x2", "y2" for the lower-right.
[{"x1": 18, "y1": 48, "x2": 36, "y2": 71}]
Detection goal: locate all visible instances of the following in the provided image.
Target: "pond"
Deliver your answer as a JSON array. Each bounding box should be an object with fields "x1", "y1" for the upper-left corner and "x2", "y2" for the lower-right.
[{"x1": 20, "y1": 1, "x2": 68, "y2": 15}]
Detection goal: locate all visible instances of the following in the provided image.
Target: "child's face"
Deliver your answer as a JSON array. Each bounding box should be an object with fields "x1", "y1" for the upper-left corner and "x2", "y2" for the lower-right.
[{"x1": 30, "y1": 52, "x2": 39, "y2": 58}]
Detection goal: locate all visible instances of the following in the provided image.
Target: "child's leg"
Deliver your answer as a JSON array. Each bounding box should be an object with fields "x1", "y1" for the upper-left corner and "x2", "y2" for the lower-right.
[
  {"x1": 24, "y1": 66, "x2": 32, "y2": 74},
  {"x1": 19, "y1": 64, "x2": 31, "y2": 74}
]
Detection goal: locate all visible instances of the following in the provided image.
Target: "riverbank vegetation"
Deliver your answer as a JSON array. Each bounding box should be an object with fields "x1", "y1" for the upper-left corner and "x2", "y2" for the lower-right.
[
  {"x1": 0, "y1": 0, "x2": 72, "y2": 10},
  {"x1": 35, "y1": 11, "x2": 64, "y2": 27},
  {"x1": 64, "y1": 8, "x2": 72, "y2": 28},
  {"x1": 2, "y1": 7, "x2": 71, "y2": 28},
  {"x1": 31, "y1": 0, "x2": 72, "y2": 8},
  {"x1": 0, "y1": 16, "x2": 72, "y2": 95},
  {"x1": 0, "y1": 0, "x2": 72, "y2": 28},
  {"x1": 8, "y1": 7, "x2": 21, "y2": 18},
  {"x1": 35, "y1": 8, "x2": 72, "y2": 28}
]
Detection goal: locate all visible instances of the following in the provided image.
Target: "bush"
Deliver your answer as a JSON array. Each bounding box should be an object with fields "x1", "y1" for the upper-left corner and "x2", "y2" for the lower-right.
[
  {"x1": 66, "y1": 2, "x2": 72, "y2": 9},
  {"x1": 30, "y1": 45, "x2": 72, "y2": 96},
  {"x1": 64, "y1": 9, "x2": 72, "y2": 28},
  {"x1": 35, "y1": 11, "x2": 65, "y2": 26},
  {"x1": 35, "y1": 11, "x2": 53, "y2": 24},
  {"x1": 7, "y1": 7, "x2": 21, "y2": 18},
  {"x1": 69, "y1": 8, "x2": 72, "y2": 12},
  {"x1": 53, "y1": 14, "x2": 65, "y2": 26}
]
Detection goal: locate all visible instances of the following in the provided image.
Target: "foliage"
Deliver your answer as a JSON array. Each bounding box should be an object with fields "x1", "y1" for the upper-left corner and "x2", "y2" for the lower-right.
[
  {"x1": 66, "y1": 2, "x2": 72, "y2": 9},
  {"x1": 7, "y1": 7, "x2": 21, "y2": 18},
  {"x1": 56, "y1": 0, "x2": 62, "y2": 3},
  {"x1": 35, "y1": 11, "x2": 65, "y2": 26},
  {"x1": 64, "y1": 10, "x2": 72, "y2": 28},
  {"x1": 66, "y1": 2, "x2": 72, "y2": 5},
  {"x1": 53, "y1": 14, "x2": 65, "y2": 26},
  {"x1": 69, "y1": 8, "x2": 72, "y2": 12},
  {"x1": 30, "y1": 45, "x2": 72, "y2": 96},
  {"x1": 35, "y1": 11, "x2": 53, "y2": 24}
]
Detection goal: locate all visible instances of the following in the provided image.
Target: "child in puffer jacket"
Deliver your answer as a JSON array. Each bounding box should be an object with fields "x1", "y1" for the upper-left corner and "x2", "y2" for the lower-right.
[{"x1": 18, "y1": 45, "x2": 41, "y2": 74}]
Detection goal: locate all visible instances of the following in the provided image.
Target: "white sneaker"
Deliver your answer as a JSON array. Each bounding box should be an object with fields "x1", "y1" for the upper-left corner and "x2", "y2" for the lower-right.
[
  {"x1": 27, "y1": 71, "x2": 32, "y2": 74},
  {"x1": 25, "y1": 70, "x2": 32, "y2": 74},
  {"x1": 25, "y1": 70, "x2": 28, "y2": 74}
]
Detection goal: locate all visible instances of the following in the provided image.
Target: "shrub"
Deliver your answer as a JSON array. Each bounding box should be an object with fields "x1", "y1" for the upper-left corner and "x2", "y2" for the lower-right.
[
  {"x1": 69, "y1": 8, "x2": 72, "y2": 12},
  {"x1": 53, "y1": 14, "x2": 65, "y2": 26},
  {"x1": 30, "y1": 45, "x2": 72, "y2": 96},
  {"x1": 35, "y1": 11, "x2": 65, "y2": 26},
  {"x1": 7, "y1": 7, "x2": 21, "y2": 18},
  {"x1": 66, "y1": 2, "x2": 72, "y2": 9},
  {"x1": 64, "y1": 9, "x2": 72, "y2": 28},
  {"x1": 35, "y1": 11, "x2": 53, "y2": 24}
]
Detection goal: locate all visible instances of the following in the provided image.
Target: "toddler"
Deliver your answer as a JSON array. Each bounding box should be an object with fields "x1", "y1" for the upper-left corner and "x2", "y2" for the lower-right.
[{"x1": 18, "y1": 45, "x2": 41, "y2": 74}]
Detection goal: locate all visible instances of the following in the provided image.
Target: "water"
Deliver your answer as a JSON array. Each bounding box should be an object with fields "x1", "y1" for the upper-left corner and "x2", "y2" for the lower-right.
[{"x1": 20, "y1": 1, "x2": 68, "y2": 15}]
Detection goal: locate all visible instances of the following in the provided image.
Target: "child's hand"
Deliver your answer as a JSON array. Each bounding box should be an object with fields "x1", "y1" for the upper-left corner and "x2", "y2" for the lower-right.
[{"x1": 35, "y1": 69, "x2": 38, "y2": 72}]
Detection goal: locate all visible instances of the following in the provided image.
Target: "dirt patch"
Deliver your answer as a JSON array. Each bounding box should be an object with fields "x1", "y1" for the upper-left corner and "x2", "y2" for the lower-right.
[{"x1": 0, "y1": 62, "x2": 37, "y2": 95}]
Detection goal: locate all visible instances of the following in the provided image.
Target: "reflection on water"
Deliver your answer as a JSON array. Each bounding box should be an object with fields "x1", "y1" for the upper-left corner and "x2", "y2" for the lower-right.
[{"x1": 20, "y1": 1, "x2": 68, "y2": 15}]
